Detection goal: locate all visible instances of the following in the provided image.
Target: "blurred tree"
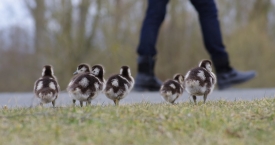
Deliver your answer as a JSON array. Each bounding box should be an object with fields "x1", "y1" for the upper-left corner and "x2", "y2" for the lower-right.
[
  {"x1": 0, "y1": 0, "x2": 275, "y2": 91},
  {"x1": 250, "y1": 0, "x2": 271, "y2": 25},
  {"x1": 25, "y1": 0, "x2": 46, "y2": 54}
]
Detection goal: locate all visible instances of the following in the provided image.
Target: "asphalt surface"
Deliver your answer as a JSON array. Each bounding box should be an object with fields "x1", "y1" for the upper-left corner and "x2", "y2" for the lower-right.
[{"x1": 0, "y1": 88, "x2": 275, "y2": 108}]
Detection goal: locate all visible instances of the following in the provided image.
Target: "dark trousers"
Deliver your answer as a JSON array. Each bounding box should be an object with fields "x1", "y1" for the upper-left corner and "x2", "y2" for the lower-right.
[{"x1": 137, "y1": 0, "x2": 231, "y2": 73}]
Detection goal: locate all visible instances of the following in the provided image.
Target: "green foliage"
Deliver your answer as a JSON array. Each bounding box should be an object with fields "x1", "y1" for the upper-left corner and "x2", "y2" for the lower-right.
[{"x1": 1, "y1": 98, "x2": 275, "y2": 145}]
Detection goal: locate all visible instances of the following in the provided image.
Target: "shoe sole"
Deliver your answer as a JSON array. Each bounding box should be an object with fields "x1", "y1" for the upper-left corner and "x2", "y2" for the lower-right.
[{"x1": 218, "y1": 74, "x2": 256, "y2": 90}]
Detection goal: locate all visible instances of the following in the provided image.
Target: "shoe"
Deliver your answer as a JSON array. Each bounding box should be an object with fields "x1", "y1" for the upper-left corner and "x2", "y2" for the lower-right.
[
  {"x1": 134, "y1": 73, "x2": 162, "y2": 91},
  {"x1": 217, "y1": 69, "x2": 256, "y2": 90},
  {"x1": 134, "y1": 56, "x2": 162, "y2": 91}
]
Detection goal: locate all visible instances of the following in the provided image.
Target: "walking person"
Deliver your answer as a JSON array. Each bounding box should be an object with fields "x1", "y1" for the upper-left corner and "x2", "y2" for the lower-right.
[{"x1": 134, "y1": 0, "x2": 256, "y2": 91}]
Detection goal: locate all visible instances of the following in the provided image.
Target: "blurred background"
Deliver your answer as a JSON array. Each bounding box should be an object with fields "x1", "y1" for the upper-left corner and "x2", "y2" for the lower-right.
[{"x1": 0, "y1": 0, "x2": 274, "y2": 92}]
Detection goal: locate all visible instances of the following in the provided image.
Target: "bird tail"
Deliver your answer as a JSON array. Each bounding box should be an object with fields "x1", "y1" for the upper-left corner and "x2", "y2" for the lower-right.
[
  {"x1": 160, "y1": 90, "x2": 172, "y2": 97},
  {"x1": 38, "y1": 88, "x2": 56, "y2": 103},
  {"x1": 185, "y1": 80, "x2": 199, "y2": 88}
]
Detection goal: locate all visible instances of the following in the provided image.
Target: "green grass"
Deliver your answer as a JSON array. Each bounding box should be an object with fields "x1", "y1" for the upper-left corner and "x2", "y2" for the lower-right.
[{"x1": 1, "y1": 98, "x2": 275, "y2": 145}]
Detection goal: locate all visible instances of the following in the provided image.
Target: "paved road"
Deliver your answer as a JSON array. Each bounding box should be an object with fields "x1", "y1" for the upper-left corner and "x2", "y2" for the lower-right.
[{"x1": 0, "y1": 88, "x2": 275, "y2": 108}]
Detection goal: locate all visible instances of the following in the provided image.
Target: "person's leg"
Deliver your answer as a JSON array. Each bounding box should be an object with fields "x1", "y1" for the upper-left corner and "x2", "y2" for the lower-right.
[
  {"x1": 137, "y1": 0, "x2": 169, "y2": 56},
  {"x1": 190, "y1": 0, "x2": 256, "y2": 90},
  {"x1": 135, "y1": 0, "x2": 169, "y2": 91},
  {"x1": 190, "y1": 0, "x2": 230, "y2": 72}
]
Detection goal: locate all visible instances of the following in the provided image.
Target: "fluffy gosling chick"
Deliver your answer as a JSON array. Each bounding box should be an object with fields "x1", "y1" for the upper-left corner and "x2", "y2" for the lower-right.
[
  {"x1": 104, "y1": 66, "x2": 134, "y2": 106},
  {"x1": 184, "y1": 60, "x2": 216, "y2": 104},
  {"x1": 34, "y1": 65, "x2": 60, "y2": 107},
  {"x1": 160, "y1": 74, "x2": 185, "y2": 104},
  {"x1": 67, "y1": 64, "x2": 104, "y2": 107},
  {"x1": 91, "y1": 64, "x2": 106, "y2": 89}
]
